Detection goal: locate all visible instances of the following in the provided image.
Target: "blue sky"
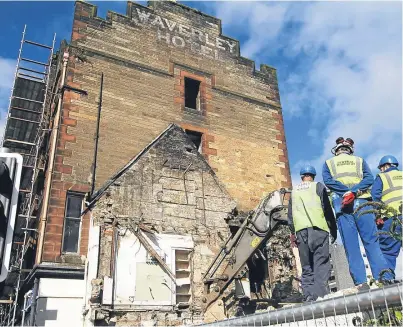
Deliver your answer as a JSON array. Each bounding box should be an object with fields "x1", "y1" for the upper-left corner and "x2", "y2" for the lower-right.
[{"x1": 0, "y1": 1, "x2": 402, "y2": 185}]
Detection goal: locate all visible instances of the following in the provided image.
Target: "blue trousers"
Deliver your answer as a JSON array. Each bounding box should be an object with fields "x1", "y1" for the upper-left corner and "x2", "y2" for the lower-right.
[
  {"x1": 332, "y1": 197, "x2": 394, "y2": 284},
  {"x1": 378, "y1": 215, "x2": 402, "y2": 272}
]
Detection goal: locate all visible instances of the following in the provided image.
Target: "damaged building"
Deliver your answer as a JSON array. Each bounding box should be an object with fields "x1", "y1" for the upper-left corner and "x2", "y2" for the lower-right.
[{"x1": 0, "y1": 1, "x2": 294, "y2": 326}]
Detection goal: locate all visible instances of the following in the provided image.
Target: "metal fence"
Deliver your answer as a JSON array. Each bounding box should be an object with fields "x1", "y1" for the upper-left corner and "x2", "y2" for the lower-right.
[{"x1": 199, "y1": 283, "x2": 403, "y2": 327}]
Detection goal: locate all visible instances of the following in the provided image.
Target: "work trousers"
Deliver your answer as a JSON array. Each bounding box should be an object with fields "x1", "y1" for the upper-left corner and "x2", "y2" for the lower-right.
[
  {"x1": 332, "y1": 197, "x2": 394, "y2": 284},
  {"x1": 378, "y1": 215, "x2": 402, "y2": 272},
  {"x1": 296, "y1": 227, "x2": 330, "y2": 300}
]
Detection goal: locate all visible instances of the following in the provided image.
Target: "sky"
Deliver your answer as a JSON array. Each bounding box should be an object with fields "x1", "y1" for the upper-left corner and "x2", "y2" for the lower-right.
[{"x1": 0, "y1": 0, "x2": 402, "y2": 186}]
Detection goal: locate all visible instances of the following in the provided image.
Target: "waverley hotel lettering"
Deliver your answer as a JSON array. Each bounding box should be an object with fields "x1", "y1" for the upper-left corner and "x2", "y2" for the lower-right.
[{"x1": 134, "y1": 8, "x2": 238, "y2": 59}]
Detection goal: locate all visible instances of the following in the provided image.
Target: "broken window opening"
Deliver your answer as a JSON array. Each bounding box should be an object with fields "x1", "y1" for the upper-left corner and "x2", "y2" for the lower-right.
[
  {"x1": 185, "y1": 130, "x2": 203, "y2": 153},
  {"x1": 184, "y1": 77, "x2": 201, "y2": 110},
  {"x1": 62, "y1": 192, "x2": 84, "y2": 253},
  {"x1": 175, "y1": 249, "x2": 192, "y2": 305}
]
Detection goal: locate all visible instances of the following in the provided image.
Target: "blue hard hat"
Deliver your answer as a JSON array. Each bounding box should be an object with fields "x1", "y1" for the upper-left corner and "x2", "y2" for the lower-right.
[
  {"x1": 378, "y1": 155, "x2": 399, "y2": 169},
  {"x1": 300, "y1": 165, "x2": 316, "y2": 176}
]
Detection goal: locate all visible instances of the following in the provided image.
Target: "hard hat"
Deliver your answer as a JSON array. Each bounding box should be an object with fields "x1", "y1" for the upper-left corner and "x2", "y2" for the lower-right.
[
  {"x1": 332, "y1": 137, "x2": 354, "y2": 155},
  {"x1": 300, "y1": 165, "x2": 316, "y2": 176},
  {"x1": 378, "y1": 155, "x2": 399, "y2": 169}
]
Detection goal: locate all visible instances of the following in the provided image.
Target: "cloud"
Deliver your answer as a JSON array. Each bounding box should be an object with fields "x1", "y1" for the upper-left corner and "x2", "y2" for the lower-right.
[
  {"x1": 0, "y1": 57, "x2": 16, "y2": 141},
  {"x1": 205, "y1": 1, "x2": 402, "y2": 185}
]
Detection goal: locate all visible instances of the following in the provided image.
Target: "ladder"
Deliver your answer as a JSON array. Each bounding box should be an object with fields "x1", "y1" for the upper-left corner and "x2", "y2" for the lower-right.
[{"x1": 0, "y1": 25, "x2": 56, "y2": 327}]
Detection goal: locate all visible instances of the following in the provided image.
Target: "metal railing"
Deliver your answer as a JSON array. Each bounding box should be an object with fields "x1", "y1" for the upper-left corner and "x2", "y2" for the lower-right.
[{"x1": 199, "y1": 283, "x2": 403, "y2": 327}]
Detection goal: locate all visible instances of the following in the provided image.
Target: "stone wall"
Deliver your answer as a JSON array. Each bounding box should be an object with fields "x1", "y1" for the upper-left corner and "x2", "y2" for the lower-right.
[{"x1": 90, "y1": 126, "x2": 235, "y2": 325}]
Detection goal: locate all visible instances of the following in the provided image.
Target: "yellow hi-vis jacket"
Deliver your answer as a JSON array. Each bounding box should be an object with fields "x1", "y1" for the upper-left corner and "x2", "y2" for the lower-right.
[
  {"x1": 379, "y1": 170, "x2": 402, "y2": 213},
  {"x1": 325, "y1": 154, "x2": 370, "y2": 199},
  {"x1": 292, "y1": 182, "x2": 329, "y2": 233}
]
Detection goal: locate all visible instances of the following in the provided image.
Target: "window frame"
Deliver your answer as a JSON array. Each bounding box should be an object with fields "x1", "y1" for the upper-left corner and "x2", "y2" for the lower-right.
[
  {"x1": 184, "y1": 77, "x2": 201, "y2": 111},
  {"x1": 61, "y1": 191, "x2": 84, "y2": 254},
  {"x1": 185, "y1": 129, "x2": 203, "y2": 153}
]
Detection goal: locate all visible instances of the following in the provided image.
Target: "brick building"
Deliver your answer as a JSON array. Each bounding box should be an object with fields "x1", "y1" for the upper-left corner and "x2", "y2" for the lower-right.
[{"x1": 0, "y1": 1, "x2": 291, "y2": 326}]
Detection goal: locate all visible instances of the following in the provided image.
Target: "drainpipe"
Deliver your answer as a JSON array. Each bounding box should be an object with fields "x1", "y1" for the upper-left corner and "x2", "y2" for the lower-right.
[
  {"x1": 28, "y1": 278, "x2": 39, "y2": 326},
  {"x1": 36, "y1": 51, "x2": 69, "y2": 264}
]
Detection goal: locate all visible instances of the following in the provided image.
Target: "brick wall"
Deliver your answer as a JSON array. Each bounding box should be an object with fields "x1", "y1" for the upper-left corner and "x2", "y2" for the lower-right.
[{"x1": 42, "y1": 0, "x2": 291, "y2": 262}]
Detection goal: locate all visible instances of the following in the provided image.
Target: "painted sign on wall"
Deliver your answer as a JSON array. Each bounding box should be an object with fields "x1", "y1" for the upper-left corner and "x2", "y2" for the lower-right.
[{"x1": 133, "y1": 8, "x2": 238, "y2": 60}]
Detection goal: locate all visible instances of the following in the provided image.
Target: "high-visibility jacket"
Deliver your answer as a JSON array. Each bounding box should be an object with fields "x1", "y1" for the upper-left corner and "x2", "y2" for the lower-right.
[
  {"x1": 292, "y1": 182, "x2": 329, "y2": 233},
  {"x1": 379, "y1": 170, "x2": 402, "y2": 213},
  {"x1": 325, "y1": 154, "x2": 370, "y2": 199}
]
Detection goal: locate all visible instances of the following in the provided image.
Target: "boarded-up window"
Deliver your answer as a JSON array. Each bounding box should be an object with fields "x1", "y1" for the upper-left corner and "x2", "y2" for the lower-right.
[{"x1": 113, "y1": 232, "x2": 193, "y2": 306}]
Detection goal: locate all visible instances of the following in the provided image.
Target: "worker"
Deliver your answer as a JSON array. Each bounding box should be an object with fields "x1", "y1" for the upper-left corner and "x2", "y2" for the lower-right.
[
  {"x1": 288, "y1": 165, "x2": 337, "y2": 302},
  {"x1": 371, "y1": 155, "x2": 402, "y2": 273},
  {"x1": 322, "y1": 137, "x2": 394, "y2": 289}
]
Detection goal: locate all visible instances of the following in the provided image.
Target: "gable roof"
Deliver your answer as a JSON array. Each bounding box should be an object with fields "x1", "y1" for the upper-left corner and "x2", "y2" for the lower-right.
[{"x1": 83, "y1": 123, "x2": 222, "y2": 214}]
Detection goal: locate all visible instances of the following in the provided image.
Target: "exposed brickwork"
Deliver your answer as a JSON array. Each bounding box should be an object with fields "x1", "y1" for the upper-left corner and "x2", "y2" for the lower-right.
[{"x1": 91, "y1": 126, "x2": 235, "y2": 324}]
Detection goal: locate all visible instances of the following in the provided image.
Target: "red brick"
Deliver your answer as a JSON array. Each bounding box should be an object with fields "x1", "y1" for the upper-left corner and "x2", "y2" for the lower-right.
[
  {"x1": 180, "y1": 71, "x2": 204, "y2": 82},
  {"x1": 63, "y1": 182, "x2": 75, "y2": 191},
  {"x1": 174, "y1": 84, "x2": 184, "y2": 92},
  {"x1": 52, "y1": 172, "x2": 62, "y2": 181},
  {"x1": 48, "y1": 206, "x2": 65, "y2": 216},
  {"x1": 49, "y1": 197, "x2": 65, "y2": 207},
  {"x1": 276, "y1": 134, "x2": 284, "y2": 141},
  {"x1": 62, "y1": 117, "x2": 77, "y2": 127},
  {"x1": 55, "y1": 164, "x2": 73, "y2": 175},
  {"x1": 51, "y1": 181, "x2": 64, "y2": 190},
  {"x1": 275, "y1": 123, "x2": 282, "y2": 131},
  {"x1": 278, "y1": 155, "x2": 287, "y2": 162},
  {"x1": 72, "y1": 31, "x2": 82, "y2": 41},
  {"x1": 278, "y1": 143, "x2": 286, "y2": 150},
  {"x1": 174, "y1": 96, "x2": 184, "y2": 104},
  {"x1": 46, "y1": 224, "x2": 64, "y2": 234},
  {"x1": 45, "y1": 233, "x2": 63, "y2": 243},
  {"x1": 55, "y1": 155, "x2": 64, "y2": 164},
  {"x1": 48, "y1": 216, "x2": 64, "y2": 225},
  {"x1": 43, "y1": 251, "x2": 58, "y2": 262},
  {"x1": 50, "y1": 189, "x2": 61, "y2": 198},
  {"x1": 59, "y1": 125, "x2": 67, "y2": 134}
]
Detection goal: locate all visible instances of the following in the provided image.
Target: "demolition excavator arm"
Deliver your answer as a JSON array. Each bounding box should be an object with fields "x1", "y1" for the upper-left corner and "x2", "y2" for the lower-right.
[{"x1": 202, "y1": 188, "x2": 290, "y2": 311}]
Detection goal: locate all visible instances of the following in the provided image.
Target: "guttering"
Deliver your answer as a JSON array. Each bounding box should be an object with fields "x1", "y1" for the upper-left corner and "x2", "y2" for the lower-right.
[{"x1": 35, "y1": 51, "x2": 69, "y2": 264}]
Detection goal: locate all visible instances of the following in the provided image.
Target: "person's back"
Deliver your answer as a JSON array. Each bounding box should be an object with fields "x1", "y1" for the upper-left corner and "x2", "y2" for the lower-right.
[
  {"x1": 322, "y1": 137, "x2": 394, "y2": 288},
  {"x1": 288, "y1": 165, "x2": 336, "y2": 301},
  {"x1": 371, "y1": 155, "x2": 402, "y2": 274}
]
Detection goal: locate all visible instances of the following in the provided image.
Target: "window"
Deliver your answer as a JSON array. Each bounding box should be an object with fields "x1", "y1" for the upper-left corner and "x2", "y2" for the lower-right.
[
  {"x1": 185, "y1": 130, "x2": 203, "y2": 153},
  {"x1": 175, "y1": 249, "x2": 192, "y2": 305},
  {"x1": 62, "y1": 192, "x2": 84, "y2": 253},
  {"x1": 184, "y1": 77, "x2": 201, "y2": 110},
  {"x1": 329, "y1": 275, "x2": 336, "y2": 281},
  {"x1": 331, "y1": 287, "x2": 338, "y2": 292}
]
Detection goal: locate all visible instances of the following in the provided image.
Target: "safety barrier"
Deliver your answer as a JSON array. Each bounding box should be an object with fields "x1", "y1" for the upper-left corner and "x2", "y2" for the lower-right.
[{"x1": 199, "y1": 283, "x2": 403, "y2": 327}]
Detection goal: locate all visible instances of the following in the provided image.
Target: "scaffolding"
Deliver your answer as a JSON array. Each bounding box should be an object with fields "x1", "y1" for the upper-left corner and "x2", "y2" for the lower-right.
[{"x1": 0, "y1": 25, "x2": 56, "y2": 326}]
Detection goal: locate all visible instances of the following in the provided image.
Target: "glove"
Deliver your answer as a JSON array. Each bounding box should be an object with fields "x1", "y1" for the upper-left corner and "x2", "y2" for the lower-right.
[
  {"x1": 290, "y1": 234, "x2": 297, "y2": 248},
  {"x1": 376, "y1": 218, "x2": 385, "y2": 226},
  {"x1": 341, "y1": 191, "x2": 355, "y2": 208}
]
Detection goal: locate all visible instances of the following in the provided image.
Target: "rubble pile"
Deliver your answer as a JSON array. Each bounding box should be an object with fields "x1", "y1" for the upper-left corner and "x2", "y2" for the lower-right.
[{"x1": 266, "y1": 225, "x2": 302, "y2": 303}]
